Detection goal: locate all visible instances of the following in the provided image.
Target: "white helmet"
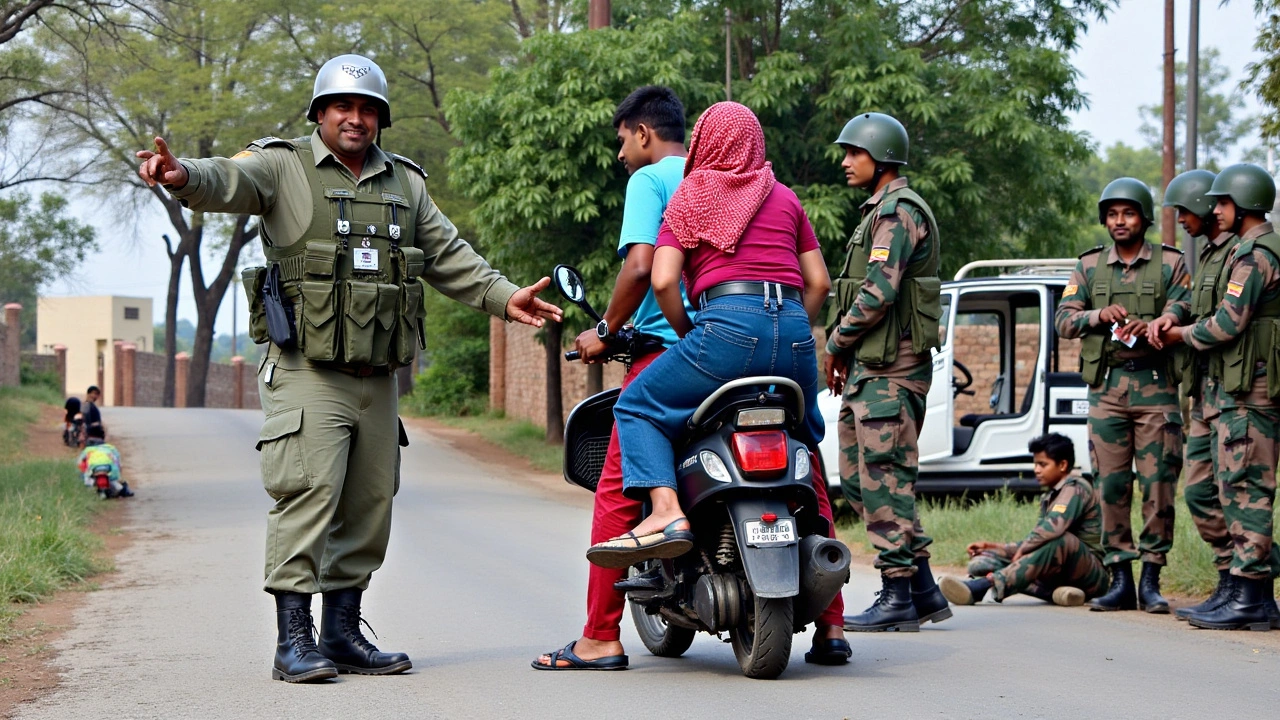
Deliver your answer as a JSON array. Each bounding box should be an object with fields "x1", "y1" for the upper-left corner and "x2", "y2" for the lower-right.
[{"x1": 307, "y1": 54, "x2": 391, "y2": 128}]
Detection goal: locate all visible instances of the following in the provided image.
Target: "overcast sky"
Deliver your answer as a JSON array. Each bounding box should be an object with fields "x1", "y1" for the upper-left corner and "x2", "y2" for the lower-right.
[{"x1": 41, "y1": 0, "x2": 1269, "y2": 339}]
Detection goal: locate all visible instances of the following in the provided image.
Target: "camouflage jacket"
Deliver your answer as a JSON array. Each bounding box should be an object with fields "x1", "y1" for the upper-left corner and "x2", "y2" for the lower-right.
[
  {"x1": 1000, "y1": 475, "x2": 1102, "y2": 558},
  {"x1": 1055, "y1": 241, "x2": 1191, "y2": 361},
  {"x1": 1187, "y1": 222, "x2": 1280, "y2": 353}
]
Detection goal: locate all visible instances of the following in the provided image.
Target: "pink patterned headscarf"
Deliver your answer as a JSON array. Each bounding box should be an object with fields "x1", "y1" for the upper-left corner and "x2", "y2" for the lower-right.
[{"x1": 662, "y1": 102, "x2": 776, "y2": 253}]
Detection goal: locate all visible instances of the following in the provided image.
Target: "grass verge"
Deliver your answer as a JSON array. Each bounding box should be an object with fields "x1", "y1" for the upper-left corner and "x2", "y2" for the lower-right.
[
  {"x1": 0, "y1": 386, "x2": 107, "y2": 641},
  {"x1": 425, "y1": 410, "x2": 563, "y2": 474},
  {"x1": 835, "y1": 489, "x2": 1276, "y2": 596}
]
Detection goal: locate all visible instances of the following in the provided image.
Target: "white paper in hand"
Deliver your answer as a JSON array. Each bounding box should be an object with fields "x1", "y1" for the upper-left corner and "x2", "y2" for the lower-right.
[{"x1": 1111, "y1": 322, "x2": 1138, "y2": 348}]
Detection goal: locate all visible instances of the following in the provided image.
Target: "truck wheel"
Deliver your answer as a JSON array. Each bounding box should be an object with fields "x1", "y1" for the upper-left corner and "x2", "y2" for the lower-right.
[
  {"x1": 630, "y1": 601, "x2": 696, "y2": 658},
  {"x1": 730, "y1": 595, "x2": 793, "y2": 679}
]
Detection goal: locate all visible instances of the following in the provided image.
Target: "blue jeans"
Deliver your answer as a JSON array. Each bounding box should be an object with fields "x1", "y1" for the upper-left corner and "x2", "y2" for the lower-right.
[{"x1": 615, "y1": 293, "x2": 824, "y2": 498}]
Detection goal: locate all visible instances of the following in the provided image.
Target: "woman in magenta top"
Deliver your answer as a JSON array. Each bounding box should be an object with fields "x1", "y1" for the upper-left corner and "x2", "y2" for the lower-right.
[{"x1": 586, "y1": 100, "x2": 831, "y2": 562}]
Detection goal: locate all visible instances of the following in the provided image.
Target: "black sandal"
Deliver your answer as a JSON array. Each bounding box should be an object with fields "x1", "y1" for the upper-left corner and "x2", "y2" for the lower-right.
[
  {"x1": 804, "y1": 637, "x2": 852, "y2": 665},
  {"x1": 531, "y1": 641, "x2": 629, "y2": 671},
  {"x1": 585, "y1": 519, "x2": 695, "y2": 569}
]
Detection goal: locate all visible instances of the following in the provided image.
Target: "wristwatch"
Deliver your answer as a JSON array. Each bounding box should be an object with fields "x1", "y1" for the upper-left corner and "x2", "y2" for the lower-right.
[{"x1": 596, "y1": 318, "x2": 610, "y2": 339}]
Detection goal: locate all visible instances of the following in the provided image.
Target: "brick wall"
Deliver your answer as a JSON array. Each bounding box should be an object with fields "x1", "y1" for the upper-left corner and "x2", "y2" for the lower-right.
[
  {"x1": 20, "y1": 352, "x2": 57, "y2": 375},
  {"x1": 0, "y1": 314, "x2": 12, "y2": 388},
  {"x1": 951, "y1": 323, "x2": 1081, "y2": 423},
  {"x1": 131, "y1": 351, "x2": 167, "y2": 408},
  {"x1": 0, "y1": 304, "x2": 18, "y2": 387},
  {"x1": 498, "y1": 322, "x2": 625, "y2": 427}
]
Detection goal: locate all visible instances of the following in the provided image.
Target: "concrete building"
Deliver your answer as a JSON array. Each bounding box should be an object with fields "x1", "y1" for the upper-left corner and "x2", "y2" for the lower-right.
[{"x1": 37, "y1": 296, "x2": 153, "y2": 404}]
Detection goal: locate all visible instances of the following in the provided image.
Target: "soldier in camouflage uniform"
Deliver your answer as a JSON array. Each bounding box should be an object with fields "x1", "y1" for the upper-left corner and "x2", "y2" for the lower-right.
[
  {"x1": 938, "y1": 434, "x2": 1108, "y2": 606},
  {"x1": 823, "y1": 112, "x2": 951, "y2": 632},
  {"x1": 1159, "y1": 164, "x2": 1280, "y2": 631},
  {"x1": 1054, "y1": 177, "x2": 1190, "y2": 614}
]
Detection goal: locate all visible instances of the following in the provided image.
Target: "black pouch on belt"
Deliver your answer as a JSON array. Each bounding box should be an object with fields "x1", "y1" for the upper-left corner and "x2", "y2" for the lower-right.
[{"x1": 264, "y1": 263, "x2": 298, "y2": 349}]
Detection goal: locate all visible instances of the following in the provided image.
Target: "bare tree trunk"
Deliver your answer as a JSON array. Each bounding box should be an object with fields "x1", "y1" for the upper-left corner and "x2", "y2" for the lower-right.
[
  {"x1": 184, "y1": 215, "x2": 256, "y2": 407},
  {"x1": 586, "y1": 363, "x2": 603, "y2": 396},
  {"x1": 161, "y1": 233, "x2": 186, "y2": 407},
  {"x1": 186, "y1": 314, "x2": 215, "y2": 407},
  {"x1": 544, "y1": 321, "x2": 564, "y2": 443}
]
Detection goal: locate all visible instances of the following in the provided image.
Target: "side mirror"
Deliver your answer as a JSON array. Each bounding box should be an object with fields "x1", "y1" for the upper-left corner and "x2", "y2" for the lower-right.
[{"x1": 552, "y1": 264, "x2": 601, "y2": 321}]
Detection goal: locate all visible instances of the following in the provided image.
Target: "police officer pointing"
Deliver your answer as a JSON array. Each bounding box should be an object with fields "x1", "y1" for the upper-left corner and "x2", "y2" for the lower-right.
[{"x1": 137, "y1": 55, "x2": 562, "y2": 682}]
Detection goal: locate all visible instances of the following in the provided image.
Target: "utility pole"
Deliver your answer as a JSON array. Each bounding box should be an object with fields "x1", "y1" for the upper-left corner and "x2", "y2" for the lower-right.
[
  {"x1": 588, "y1": 0, "x2": 609, "y2": 29},
  {"x1": 1186, "y1": 0, "x2": 1200, "y2": 275},
  {"x1": 1161, "y1": 0, "x2": 1177, "y2": 248},
  {"x1": 725, "y1": 9, "x2": 732, "y2": 101},
  {"x1": 584, "y1": 0, "x2": 609, "y2": 399}
]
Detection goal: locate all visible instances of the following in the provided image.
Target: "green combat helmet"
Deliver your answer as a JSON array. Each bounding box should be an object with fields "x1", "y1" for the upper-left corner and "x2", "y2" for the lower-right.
[
  {"x1": 834, "y1": 112, "x2": 909, "y2": 165},
  {"x1": 1098, "y1": 177, "x2": 1155, "y2": 225},
  {"x1": 1206, "y1": 163, "x2": 1277, "y2": 213},
  {"x1": 1163, "y1": 169, "x2": 1217, "y2": 219}
]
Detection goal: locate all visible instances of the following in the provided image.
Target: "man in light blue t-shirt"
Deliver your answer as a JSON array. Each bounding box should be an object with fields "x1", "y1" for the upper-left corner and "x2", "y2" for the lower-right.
[{"x1": 533, "y1": 86, "x2": 694, "y2": 671}]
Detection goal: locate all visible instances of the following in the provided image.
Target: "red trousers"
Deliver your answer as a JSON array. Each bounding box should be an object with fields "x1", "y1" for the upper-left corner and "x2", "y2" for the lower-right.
[{"x1": 583, "y1": 352, "x2": 845, "y2": 642}]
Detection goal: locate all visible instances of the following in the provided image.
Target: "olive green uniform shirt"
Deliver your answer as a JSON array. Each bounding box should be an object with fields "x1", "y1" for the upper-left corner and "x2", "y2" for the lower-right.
[{"x1": 169, "y1": 130, "x2": 519, "y2": 319}]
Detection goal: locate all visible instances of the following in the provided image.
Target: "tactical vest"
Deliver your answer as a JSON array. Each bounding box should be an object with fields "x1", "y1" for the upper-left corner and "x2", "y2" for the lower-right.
[
  {"x1": 1182, "y1": 234, "x2": 1239, "y2": 397},
  {"x1": 242, "y1": 137, "x2": 427, "y2": 368},
  {"x1": 1206, "y1": 231, "x2": 1280, "y2": 396},
  {"x1": 830, "y1": 185, "x2": 941, "y2": 365},
  {"x1": 1077, "y1": 243, "x2": 1168, "y2": 387}
]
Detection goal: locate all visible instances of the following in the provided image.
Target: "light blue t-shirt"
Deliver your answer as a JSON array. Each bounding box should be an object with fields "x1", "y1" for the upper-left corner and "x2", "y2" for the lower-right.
[{"x1": 618, "y1": 155, "x2": 695, "y2": 347}]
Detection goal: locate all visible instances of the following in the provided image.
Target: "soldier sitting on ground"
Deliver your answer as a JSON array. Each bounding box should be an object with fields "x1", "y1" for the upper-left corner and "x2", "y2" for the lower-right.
[{"x1": 938, "y1": 433, "x2": 1108, "y2": 607}]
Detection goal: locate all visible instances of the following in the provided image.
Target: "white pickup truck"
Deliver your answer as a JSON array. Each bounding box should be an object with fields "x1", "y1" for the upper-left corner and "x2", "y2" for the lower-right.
[{"x1": 819, "y1": 259, "x2": 1092, "y2": 493}]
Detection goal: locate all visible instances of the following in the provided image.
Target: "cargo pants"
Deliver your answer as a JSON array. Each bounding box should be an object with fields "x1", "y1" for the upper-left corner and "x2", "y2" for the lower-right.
[
  {"x1": 967, "y1": 539, "x2": 1109, "y2": 602},
  {"x1": 1185, "y1": 388, "x2": 1234, "y2": 570},
  {"x1": 1087, "y1": 367, "x2": 1182, "y2": 566},
  {"x1": 1206, "y1": 377, "x2": 1280, "y2": 580},
  {"x1": 256, "y1": 344, "x2": 404, "y2": 594}
]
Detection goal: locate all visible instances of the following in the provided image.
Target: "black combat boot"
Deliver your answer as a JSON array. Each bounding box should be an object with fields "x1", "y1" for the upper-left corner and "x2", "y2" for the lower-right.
[
  {"x1": 1175, "y1": 569, "x2": 1232, "y2": 621},
  {"x1": 938, "y1": 576, "x2": 991, "y2": 606},
  {"x1": 843, "y1": 574, "x2": 919, "y2": 632},
  {"x1": 273, "y1": 592, "x2": 338, "y2": 683},
  {"x1": 319, "y1": 588, "x2": 413, "y2": 675},
  {"x1": 1088, "y1": 562, "x2": 1137, "y2": 612},
  {"x1": 1137, "y1": 562, "x2": 1170, "y2": 614},
  {"x1": 1268, "y1": 579, "x2": 1280, "y2": 630},
  {"x1": 1187, "y1": 576, "x2": 1272, "y2": 631},
  {"x1": 910, "y1": 558, "x2": 953, "y2": 625}
]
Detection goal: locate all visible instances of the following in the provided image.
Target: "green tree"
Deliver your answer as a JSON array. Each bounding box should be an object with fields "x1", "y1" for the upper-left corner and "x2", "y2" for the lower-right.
[
  {"x1": 1247, "y1": 0, "x2": 1280, "y2": 140},
  {"x1": 0, "y1": 191, "x2": 97, "y2": 346},
  {"x1": 1140, "y1": 47, "x2": 1257, "y2": 171}
]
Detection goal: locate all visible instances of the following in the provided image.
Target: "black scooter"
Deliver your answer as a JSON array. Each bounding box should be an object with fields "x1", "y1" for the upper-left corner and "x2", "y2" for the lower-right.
[{"x1": 554, "y1": 265, "x2": 851, "y2": 680}]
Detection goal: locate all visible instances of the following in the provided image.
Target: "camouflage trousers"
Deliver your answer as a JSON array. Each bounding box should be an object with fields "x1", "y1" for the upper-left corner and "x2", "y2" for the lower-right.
[
  {"x1": 967, "y1": 536, "x2": 1108, "y2": 602},
  {"x1": 839, "y1": 376, "x2": 932, "y2": 578},
  {"x1": 1207, "y1": 377, "x2": 1280, "y2": 580},
  {"x1": 1087, "y1": 367, "x2": 1182, "y2": 566},
  {"x1": 1185, "y1": 395, "x2": 1234, "y2": 570}
]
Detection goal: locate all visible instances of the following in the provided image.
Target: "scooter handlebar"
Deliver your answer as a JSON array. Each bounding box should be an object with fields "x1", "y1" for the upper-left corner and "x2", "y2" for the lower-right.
[{"x1": 564, "y1": 350, "x2": 581, "y2": 361}]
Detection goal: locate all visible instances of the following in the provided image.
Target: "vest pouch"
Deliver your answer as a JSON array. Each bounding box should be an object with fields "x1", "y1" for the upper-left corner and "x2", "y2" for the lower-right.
[
  {"x1": 907, "y1": 276, "x2": 942, "y2": 355},
  {"x1": 854, "y1": 305, "x2": 899, "y2": 366},
  {"x1": 343, "y1": 281, "x2": 379, "y2": 365},
  {"x1": 1079, "y1": 334, "x2": 1106, "y2": 387},
  {"x1": 395, "y1": 280, "x2": 425, "y2": 366},
  {"x1": 400, "y1": 247, "x2": 426, "y2": 280},
  {"x1": 369, "y1": 283, "x2": 400, "y2": 367},
  {"x1": 304, "y1": 241, "x2": 338, "y2": 278},
  {"x1": 1262, "y1": 320, "x2": 1280, "y2": 399},
  {"x1": 299, "y1": 281, "x2": 338, "y2": 362},
  {"x1": 1137, "y1": 284, "x2": 1158, "y2": 318},
  {"x1": 242, "y1": 266, "x2": 269, "y2": 344},
  {"x1": 1220, "y1": 332, "x2": 1253, "y2": 395}
]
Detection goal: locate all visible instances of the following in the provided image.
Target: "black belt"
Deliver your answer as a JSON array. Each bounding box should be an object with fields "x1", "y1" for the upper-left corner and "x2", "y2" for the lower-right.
[
  {"x1": 315, "y1": 362, "x2": 392, "y2": 377},
  {"x1": 1108, "y1": 357, "x2": 1160, "y2": 372},
  {"x1": 699, "y1": 281, "x2": 802, "y2": 307}
]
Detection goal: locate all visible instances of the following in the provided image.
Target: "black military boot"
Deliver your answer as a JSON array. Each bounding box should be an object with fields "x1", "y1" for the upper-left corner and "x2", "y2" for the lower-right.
[
  {"x1": 319, "y1": 588, "x2": 413, "y2": 675},
  {"x1": 910, "y1": 558, "x2": 953, "y2": 625},
  {"x1": 1137, "y1": 562, "x2": 1170, "y2": 614},
  {"x1": 273, "y1": 592, "x2": 338, "y2": 683},
  {"x1": 938, "y1": 576, "x2": 991, "y2": 606},
  {"x1": 1088, "y1": 562, "x2": 1137, "y2": 612},
  {"x1": 1187, "y1": 576, "x2": 1272, "y2": 631},
  {"x1": 843, "y1": 574, "x2": 919, "y2": 632},
  {"x1": 1175, "y1": 569, "x2": 1232, "y2": 621}
]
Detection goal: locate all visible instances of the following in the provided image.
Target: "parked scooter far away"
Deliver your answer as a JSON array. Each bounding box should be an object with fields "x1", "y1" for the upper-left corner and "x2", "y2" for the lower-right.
[{"x1": 553, "y1": 265, "x2": 851, "y2": 680}]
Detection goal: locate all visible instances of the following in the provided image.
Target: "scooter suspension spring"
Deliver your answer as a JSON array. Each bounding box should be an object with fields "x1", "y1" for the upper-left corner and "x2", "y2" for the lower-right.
[{"x1": 715, "y1": 522, "x2": 736, "y2": 566}]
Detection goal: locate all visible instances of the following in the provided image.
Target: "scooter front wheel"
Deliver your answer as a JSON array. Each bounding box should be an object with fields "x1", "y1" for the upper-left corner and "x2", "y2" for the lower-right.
[{"x1": 730, "y1": 594, "x2": 793, "y2": 680}]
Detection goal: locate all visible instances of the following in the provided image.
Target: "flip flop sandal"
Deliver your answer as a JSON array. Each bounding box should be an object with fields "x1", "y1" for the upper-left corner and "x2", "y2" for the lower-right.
[
  {"x1": 530, "y1": 641, "x2": 628, "y2": 671},
  {"x1": 803, "y1": 637, "x2": 852, "y2": 665},
  {"x1": 584, "y1": 519, "x2": 695, "y2": 569}
]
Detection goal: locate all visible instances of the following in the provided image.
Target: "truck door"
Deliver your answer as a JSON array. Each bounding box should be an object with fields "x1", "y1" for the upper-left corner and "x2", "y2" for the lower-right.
[
  {"x1": 919, "y1": 292, "x2": 955, "y2": 461},
  {"x1": 1044, "y1": 284, "x2": 1091, "y2": 472}
]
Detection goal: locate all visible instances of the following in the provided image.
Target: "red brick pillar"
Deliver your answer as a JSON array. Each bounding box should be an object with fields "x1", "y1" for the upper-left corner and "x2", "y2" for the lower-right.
[
  {"x1": 174, "y1": 352, "x2": 190, "y2": 408},
  {"x1": 489, "y1": 315, "x2": 506, "y2": 413},
  {"x1": 112, "y1": 340, "x2": 124, "y2": 406},
  {"x1": 121, "y1": 344, "x2": 137, "y2": 407},
  {"x1": 53, "y1": 345, "x2": 67, "y2": 396},
  {"x1": 232, "y1": 356, "x2": 244, "y2": 409},
  {"x1": 2, "y1": 303, "x2": 19, "y2": 387}
]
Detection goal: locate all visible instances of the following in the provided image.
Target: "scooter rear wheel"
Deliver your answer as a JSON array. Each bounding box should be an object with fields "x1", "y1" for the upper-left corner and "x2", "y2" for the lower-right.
[{"x1": 730, "y1": 595, "x2": 793, "y2": 680}]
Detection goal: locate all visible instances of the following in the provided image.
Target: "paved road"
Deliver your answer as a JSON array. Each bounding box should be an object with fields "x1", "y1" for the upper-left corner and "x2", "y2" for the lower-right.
[{"x1": 16, "y1": 408, "x2": 1280, "y2": 719}]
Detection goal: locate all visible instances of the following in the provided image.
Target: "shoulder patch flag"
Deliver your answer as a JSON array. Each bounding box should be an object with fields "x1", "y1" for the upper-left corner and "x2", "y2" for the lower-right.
[
  {"x1": 869, "y1": 247, "x2": 890, "y2": 262},
  {"x1": 1064, "y1": 284, "x2": 1078, "y2": 296},
  {"x1": 232, "y1": 150, "x2": 253, "y2": 160},
  {"x1": 1227, "y1": 281, "x2": 1245, "y2": 298},
  {"x1": 1052, "y1": 504, "x2": 1068, "y2": 513}
]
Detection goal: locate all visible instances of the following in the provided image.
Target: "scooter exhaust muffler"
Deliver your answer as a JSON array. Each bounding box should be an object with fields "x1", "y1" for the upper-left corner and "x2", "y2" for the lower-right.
[{"x1": 794, "y1": 535, "x2": 852, "y2": 628}]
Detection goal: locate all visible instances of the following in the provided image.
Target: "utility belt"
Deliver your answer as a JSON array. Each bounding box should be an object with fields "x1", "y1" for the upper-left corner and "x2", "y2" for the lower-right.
[{"x1": 241, "y1": 240, "x2": 427, "y2": 370}]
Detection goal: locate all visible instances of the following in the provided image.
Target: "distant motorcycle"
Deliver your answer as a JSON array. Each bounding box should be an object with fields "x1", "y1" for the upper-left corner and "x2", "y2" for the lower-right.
[{"x1": 554, "y1": 265, "x2": 851, "y2": 680}]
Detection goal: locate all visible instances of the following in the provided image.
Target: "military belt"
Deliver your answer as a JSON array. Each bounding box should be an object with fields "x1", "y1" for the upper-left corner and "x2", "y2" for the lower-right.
[
  {"x1": 1108, "y1": 357, "x2": 1160, "y2": 372},
  {"x1": 699, "y1": 281, "x2": 801, "y2": 308},
  {"x1": 313, "y1": 362, "x2": 392, "y2": 377}
]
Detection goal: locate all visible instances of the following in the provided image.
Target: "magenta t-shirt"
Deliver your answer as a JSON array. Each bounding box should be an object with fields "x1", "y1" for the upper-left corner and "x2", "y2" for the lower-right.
[{"x1": 657, "y1": 183, "x2": 820, "y2": 301}]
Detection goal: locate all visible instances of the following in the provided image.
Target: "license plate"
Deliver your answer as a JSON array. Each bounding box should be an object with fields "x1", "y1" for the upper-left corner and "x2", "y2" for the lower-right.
[
  {"x1": 743, "y1": 518, "x2": 796, "y2": 546},
  {"x1": 1071, "y1": 400, "x2": 1089, "y2": 416}
]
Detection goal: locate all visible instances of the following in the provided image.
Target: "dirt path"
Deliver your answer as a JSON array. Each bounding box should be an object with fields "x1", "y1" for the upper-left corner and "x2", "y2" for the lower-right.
[{"x1": 0, "y1": 406, "x2": 132, "y2": 720}]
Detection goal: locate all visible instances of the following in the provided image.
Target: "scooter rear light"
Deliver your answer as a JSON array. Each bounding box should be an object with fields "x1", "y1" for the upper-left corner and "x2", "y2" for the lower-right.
[
  {"x1": 94, "y1": 475, "x2": 109, "y2": 490},
  {"x1": 731, "y1": 431, "x2": 788, "y2": 477}
]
